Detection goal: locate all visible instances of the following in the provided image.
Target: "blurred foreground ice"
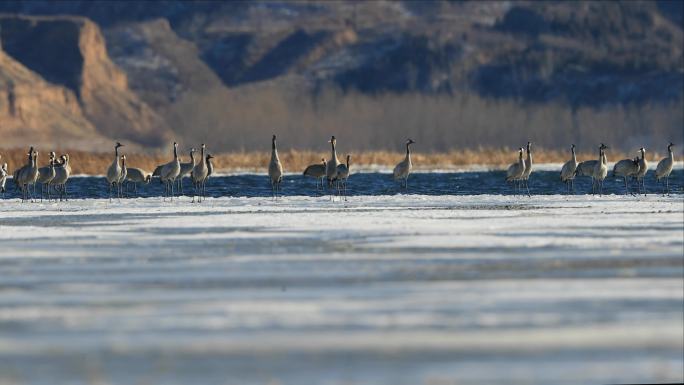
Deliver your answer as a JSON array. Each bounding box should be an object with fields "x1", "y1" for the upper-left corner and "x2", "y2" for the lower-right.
[{"x1": 0, "y1": 194, "x2": 682, "y2": 385}]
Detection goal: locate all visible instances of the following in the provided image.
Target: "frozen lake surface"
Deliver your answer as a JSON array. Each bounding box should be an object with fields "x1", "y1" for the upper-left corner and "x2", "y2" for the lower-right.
[{"x1": 0, "y1": 193, "x2": 682, "y2": 384}]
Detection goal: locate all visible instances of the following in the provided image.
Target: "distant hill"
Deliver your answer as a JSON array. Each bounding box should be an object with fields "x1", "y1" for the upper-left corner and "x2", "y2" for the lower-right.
[{"x1": 0, "y1": 1, "x2": 682, "y2": 152}]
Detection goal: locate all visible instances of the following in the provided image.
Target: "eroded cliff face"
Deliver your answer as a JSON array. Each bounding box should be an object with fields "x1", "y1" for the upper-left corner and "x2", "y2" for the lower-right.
[
  {"x1": 0, "y1": 48, "x2": 112, "y2": 149},
  {"x1": 0, "y1": 15, "x2": 172, "y2": 149}
]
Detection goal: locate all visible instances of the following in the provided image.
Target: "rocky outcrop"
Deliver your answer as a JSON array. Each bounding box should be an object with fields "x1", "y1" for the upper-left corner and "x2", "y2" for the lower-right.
[
  {"x1": 0, "y1": 14, "x2": 172, "y2": 148},
  {"x1": 0, "y1": 48, "x2": 112, "y2": 149}
]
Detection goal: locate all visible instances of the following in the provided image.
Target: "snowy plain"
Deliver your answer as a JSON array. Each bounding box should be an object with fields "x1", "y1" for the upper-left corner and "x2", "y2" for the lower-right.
[{"x1": 0, "y1": 193, "x2": 682, "y2": 385}]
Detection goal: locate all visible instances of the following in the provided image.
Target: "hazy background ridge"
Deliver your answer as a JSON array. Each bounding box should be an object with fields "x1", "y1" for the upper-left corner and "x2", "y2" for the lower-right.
[{"x1": 0, "y1": 0, "x2": 682, "y2": 152}]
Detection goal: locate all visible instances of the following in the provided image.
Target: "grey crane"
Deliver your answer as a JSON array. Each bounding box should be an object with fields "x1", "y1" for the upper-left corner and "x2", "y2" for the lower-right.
[
  {"x1": 506, "y1": 147, "x2": 526, "y2": 194},
  {"x1": 106, "y1": 142, "x2": 125, "y2": 201},
  {"x1": 125, "y1": 167, "x2": 151, "y2": 194},
  {"x1": 159, "y1": 142, "x2": 181, "y2": 201},
  {"x1": 635, "y1": 147, "x2": 648, "y2": 195},
  {"x1": 206, "y1": 154, "x2": 214, "y2": 178},
  {"x1": 15, "y1": 149, "x2": 39, "y2": 202},
  {"x1": 612, "y1": 156, "x2": 640, "y2": 194},
  {"x1": 268, "y1": 135, "x2": 284, "y2": 199},
  {"x1": 13, "y1": 147, "x2": 33, "y2": 195},
  {"x1": 177, "y1": 148, "x2": 196, "y2": 195},
  {"x1": 393, "y1": 139, "x2": 415, "y2": 189},
  {"x1": 655, "y1": 142, "x2": 675, "y2": 194},
  {"x1": 36, "y1": 152, "x2": 57, "y2": 201},
  {"x1": 521, "y1": 141, "x2": 533, "y2": 196},
  {"x1": 336, "y1": 154, "x2": 351, "y2": 200},
  {"x1": 52, "y1": 154, "x2": 71, "y2": 201},
  {"x1": 0, "y1": 160, "x2": 7, "y2": 197},
  {"x1": 118, "y1": 155, "x2": 128, "y2": 197},
  {"x1": 560, "y1": 144, "x2": 578, "y2": 194},
  {"x1": 191, "y1": 144, "x2": 209, "y2": 203},
  {"x1": 326, "y1": 136, "x2": 340, "y2": 195},
  {"x1": 204, "y1": 154, "x2": 215, "y2": 197},
  {"x1": 303, "y1": 158, "x2": 327, "y2": 191},
  {"x1": 592, "y1": 143, "x2": 608, "y2": 195}
]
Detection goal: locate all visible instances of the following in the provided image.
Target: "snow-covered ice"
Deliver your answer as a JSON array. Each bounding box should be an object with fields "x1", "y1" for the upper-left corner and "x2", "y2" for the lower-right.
[{"x1": 0, "y1": 194, "x2": 682, "y2": 384}]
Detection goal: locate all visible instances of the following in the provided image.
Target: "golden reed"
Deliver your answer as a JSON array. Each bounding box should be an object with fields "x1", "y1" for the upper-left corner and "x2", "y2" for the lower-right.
[{"x1": 0, "y1": 147, "x2": 660, "y2": 175}]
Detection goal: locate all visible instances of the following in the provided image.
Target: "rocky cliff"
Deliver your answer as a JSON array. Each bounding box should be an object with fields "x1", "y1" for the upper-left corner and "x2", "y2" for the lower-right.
[
  {"x1": 0, "y1": 1, "x2": 682, "y2": 151},
  {"x1": 0, "y1": 14, "x2": 172, "y2": 149}
]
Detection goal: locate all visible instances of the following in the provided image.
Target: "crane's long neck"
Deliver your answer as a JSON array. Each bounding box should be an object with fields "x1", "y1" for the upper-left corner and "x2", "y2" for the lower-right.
[
  {"x1": 331, "y1": 141, "x2": 337, "y2": 161},
  {"x1": 571, "y1": 147, "x2": 576, "y2": 163},
  {"x1": 601, "y1": 149, "x2": 606, "y2": 165},
  {"x1": 272, "y1": 140, "x2": 279, "y2": 160},
  {"x1": 526, "y1": 149, "x2": 532, "y2": 164},
  {"x1": 32, "y1": 154, "x2": 37, "y2": 168},
  {"x1": 190, "y1": 151, "x2": 195, "y2": 164},
  {"x1": 115, "y1": 146, "x2": 119, "y2": 159},
  {"x1": 669, "y1": 147, "x2": 674, "y2": 160},
  {"x1": 173, "y1": 145, "x2": 178, "y2": 160},
  {"x1": 405, "y1": 143, "x2": 411, "y2": 162}
]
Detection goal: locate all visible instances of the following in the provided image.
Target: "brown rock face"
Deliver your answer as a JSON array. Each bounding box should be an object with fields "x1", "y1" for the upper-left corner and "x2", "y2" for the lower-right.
[
  {"x1": 0, "y1": 15, "x2": 172, "y2": 149},
  {"x1": 0, "y1": 49, "x2": 112, "y2": 149}
]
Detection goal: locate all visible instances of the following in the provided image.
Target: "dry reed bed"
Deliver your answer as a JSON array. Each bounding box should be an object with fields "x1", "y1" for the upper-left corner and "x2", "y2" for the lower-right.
[{"x1": 0, "y1": 147, "x2": 669, "y2": 175}]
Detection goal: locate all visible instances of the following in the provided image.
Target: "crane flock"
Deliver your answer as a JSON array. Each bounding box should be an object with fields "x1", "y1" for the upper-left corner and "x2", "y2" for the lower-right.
[{"x1": 0, "y1": 138, "x2": 677, "y2": 202}]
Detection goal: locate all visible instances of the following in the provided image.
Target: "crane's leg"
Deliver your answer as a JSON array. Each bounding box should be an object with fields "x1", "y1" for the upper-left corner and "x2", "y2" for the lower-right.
[
  {"x1": 344, "y1": 180, "x2": 348, "y2": 201},
  {"x1": 641, "y1": 178, "x2": 647, "y2": 196},
  {"x1": 628, "y1": 177, "x2": 632, "y2": 194},
  {"x1": 525, "y1": 179, "x2": 531, "y2": 197},
  {"x1": 666, "y1": 176, "x2": 670, "y2": 195},
  {"x1": 328, "y1": 179, "x2": 333, "y2": 201}
]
